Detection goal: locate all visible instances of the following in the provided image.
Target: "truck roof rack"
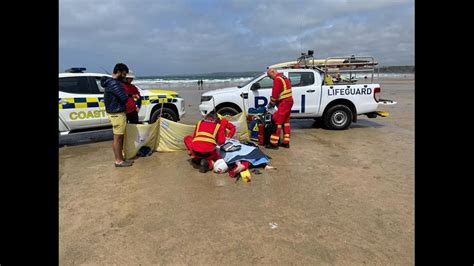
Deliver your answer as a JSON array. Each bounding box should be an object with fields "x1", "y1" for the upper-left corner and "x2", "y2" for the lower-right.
[{"x1": 269, "y1": 51, "x2": 379, "y2": 83}]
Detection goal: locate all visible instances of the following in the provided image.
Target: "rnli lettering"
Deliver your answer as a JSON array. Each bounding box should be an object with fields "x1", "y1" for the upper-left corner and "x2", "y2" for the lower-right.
[
  {"x1": 69, "y1": 110, "x2": 107, "y2": 120},
  {"x1": 254, "y1": 96, "x2": 268, "y2": 109},
  {"x1": 328, "y1": 87, "x2": 372, "y2": 96}
]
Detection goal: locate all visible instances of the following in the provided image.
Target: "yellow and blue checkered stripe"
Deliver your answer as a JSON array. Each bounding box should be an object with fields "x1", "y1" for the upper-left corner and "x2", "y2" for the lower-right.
[
  {"x1": 59, "y1": 97, "x2": 104, "y2": 109},
  {"x1": 59, "y1": 95, "x2": 177, "y2": 110},
  {"x1": 141, "y1": 95, "x2": 177, "y2": 105}
]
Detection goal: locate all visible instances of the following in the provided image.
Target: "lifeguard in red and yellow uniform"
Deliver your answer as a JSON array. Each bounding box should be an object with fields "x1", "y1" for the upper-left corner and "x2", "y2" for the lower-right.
[
  {"x1": 266, "y1": 68, "x2": 294, "y2": 149},
  {"x1": 217, "y1": 113, "x2": 236, "y2": 138},
  {"x1": 184, "y1": 111, "x2": 226, "y2": 172}
]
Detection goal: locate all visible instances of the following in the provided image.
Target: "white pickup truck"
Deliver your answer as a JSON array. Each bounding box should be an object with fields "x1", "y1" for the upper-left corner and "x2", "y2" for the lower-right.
[{"x1": 199, "y1": 55, "x2": 396, "y2": 130}]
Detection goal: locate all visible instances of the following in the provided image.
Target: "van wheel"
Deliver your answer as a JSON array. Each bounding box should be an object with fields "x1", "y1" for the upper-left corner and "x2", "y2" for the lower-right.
[
  {"x1": 150, "y1": 107, "x2": 178, "y2": 123},
  {"x1": 217, "y1": 106, "x2": 240, "y2": 116},
  {"x1": 324, "y1": 105, "x2": 352, "y2": 130}
]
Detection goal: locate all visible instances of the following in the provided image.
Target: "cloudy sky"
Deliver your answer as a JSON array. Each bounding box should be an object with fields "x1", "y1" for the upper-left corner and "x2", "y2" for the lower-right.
[{"x1": 59, "y1": 0, "x2": 414, "y2": 76}]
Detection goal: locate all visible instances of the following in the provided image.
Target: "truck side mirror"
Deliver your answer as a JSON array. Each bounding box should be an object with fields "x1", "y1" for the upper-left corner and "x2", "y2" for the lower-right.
[{"x1": 250, "y1": 83, "x2": 261, "y2": 91}]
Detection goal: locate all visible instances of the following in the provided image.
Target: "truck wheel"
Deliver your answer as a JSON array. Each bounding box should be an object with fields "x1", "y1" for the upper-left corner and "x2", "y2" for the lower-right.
[
  {"x1": 150, "y1": 107, "x2": 178, "y2": 123},
  {"x1": 324, "y1": 105, "x2": 352, "y2": 130},
  {"x1": 217, "y1": 106, "x2": 240, "y2": 116}
]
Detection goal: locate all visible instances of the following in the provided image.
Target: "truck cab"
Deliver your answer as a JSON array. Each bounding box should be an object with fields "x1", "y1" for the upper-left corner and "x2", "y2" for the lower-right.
[{"x1": 199, "y1": 69, "x2": 322, "y2": 116}]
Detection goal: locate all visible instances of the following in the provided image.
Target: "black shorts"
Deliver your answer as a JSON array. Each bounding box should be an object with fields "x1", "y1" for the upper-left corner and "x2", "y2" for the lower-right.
[{"x1": 126, "y1": 111, "x2": 139, "y2": 124}]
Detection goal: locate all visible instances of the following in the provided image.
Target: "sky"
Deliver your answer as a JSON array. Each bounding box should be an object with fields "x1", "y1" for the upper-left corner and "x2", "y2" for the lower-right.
[{"x1": 59, "y1": 0, "x2": 414, "y2": 76}]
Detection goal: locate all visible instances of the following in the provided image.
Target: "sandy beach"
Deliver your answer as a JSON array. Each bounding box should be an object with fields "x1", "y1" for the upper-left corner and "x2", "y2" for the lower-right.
[{"x1": 59, "y1": 77, "x2": 414, "y2": 264}]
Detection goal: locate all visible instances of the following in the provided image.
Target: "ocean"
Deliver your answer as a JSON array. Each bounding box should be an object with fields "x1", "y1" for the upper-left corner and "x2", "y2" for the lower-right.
[{"x1": 132, "y1": 73, "x2": 258, "y2": 90}]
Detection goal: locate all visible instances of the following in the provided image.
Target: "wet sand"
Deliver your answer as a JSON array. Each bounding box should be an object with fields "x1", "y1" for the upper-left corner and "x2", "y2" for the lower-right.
[{"x1": 59, "y1": 78, "x2": 414, "y2": 264}]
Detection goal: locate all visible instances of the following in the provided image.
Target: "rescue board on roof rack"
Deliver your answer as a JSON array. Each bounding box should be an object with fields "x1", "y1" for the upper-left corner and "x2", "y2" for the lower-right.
[{"x1": 268, "y1": 56, "x2": 378, "y2": 70}]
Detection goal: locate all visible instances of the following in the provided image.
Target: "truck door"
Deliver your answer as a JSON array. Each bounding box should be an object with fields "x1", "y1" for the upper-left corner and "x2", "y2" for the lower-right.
[
  {"x1": 288, "y1": 71, "x2": 319, "y2": 116},
  {"x1": 58, "y1": 76, "x2": 105, "y2": 130},
  {"x1": 247, "y1": 74, "x2": 274, "y2": 110}
]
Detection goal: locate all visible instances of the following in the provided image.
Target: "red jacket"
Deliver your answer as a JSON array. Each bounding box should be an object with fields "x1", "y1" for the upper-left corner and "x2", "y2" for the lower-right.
[
  {"x1": 219, "y1": 118, "x2": 236, "y2": 138},
  {"x1": 270, "y1": 73, "x2": 293, "y2": 104},
  {"x1": 191, "y1": 119, "x2": 226, "y2": 153},
  {"x1": 123, "y1": 83, "x2": 141, "y2": 113}
]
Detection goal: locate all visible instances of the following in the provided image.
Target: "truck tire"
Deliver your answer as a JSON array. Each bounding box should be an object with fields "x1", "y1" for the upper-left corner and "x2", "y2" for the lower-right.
[
  {"x1": 150, "y1": 107, "x2": 178, "y2": 123},
  {"x1": 323, "y1": 104, "x2": 352, "y2": 130},
  {"x1": 217, "y1": 106, "x2": 240, "y2": 116}
]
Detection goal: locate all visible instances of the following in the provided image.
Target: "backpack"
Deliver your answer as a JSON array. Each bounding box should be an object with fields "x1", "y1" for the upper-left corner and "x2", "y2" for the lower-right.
[{"x1": 137, "y1": 146, "x2": 153, "y2": 157}]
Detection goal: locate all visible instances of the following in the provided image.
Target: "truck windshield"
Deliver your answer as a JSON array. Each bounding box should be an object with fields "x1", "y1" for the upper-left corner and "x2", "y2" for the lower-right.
[{"x1": 238, "y1": 73, "x2": 264, "y2": 88}]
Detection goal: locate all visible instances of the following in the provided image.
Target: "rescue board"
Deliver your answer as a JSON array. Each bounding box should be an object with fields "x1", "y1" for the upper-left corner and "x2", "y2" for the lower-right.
[{"x1": 268, "y1": 58, "x2": 377, "y2": 69}]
